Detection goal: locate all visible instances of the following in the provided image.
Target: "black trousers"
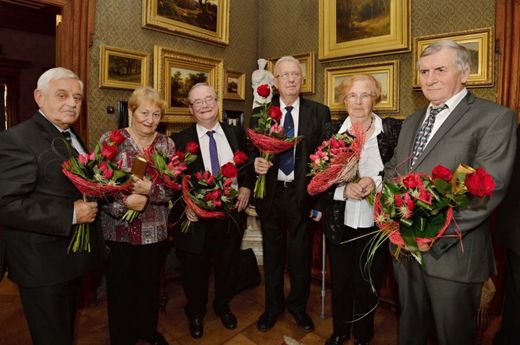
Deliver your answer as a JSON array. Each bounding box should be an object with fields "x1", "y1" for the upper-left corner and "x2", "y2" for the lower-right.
[
  {"x1": 260, "y1": 183, "x2": 313, "y2": 315},
  {"x1": 176, "y1": 219, "x2": 242, "y2": 319},
  {"x1": 327, "y1": 226, "x2": 387, "y2": 342},
  {"x1": 105, "y1": 240, "x2": 168, "y2": 345},
  {"x1": 18, "y1": 278, "x2": 80, "y2": 345},
  {"x1": 494, "y1": 250, "x2": 520, "y2": 345}
]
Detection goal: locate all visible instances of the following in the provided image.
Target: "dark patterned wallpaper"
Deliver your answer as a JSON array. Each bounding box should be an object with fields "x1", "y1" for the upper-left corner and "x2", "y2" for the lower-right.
[{"x1": 88, "y1": 0, "x2": 496, "y2": 145}]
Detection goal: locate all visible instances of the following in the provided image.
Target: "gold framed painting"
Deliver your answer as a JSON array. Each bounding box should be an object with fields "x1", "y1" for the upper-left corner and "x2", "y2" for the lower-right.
[
  {"x1": 319, "y1": 0, "x2": 410, "y2": 61},
  {"x1": 153, "y1": 46, "x2": 223, "y2": 124},
  {"x1": 412, "y1": 27, "x2": 493, "y2": 88},
  {"x1": 324, "y1": 60, "x2": 399, "y2": 114},
  {"x1": 223, "y1": 70, "x2": 246, "y2": 100},
  {"x1": 143, "y1": 0, "x2": 229, "y2": 46},
  {"x1": 267, "y1": 52, "x2": 315, "y2": 94},
  {"x1": 99, "y1": 45, "x2": 149, "y2": 90}
]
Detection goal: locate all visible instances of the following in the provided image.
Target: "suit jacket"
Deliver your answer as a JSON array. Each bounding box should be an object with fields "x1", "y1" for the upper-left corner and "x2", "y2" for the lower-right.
[
  {"x1": 321, "y1": 117, "x2": 402, "y2": 245},
  {"x1": 385, "y1": 92, "x2": 517, "y2": 283},
  {"x1": 0, "y1": 112, "x2": 104, "y2": 288},
  {"x1": 170, "y1": 122, "x2": 254, "y2": 254},
  {"x1": 496, "y1": 125, "x2": 520, "y2": 257},
  {"x1": 251, "y1": 96, "x2": 331, "y2": 217}
]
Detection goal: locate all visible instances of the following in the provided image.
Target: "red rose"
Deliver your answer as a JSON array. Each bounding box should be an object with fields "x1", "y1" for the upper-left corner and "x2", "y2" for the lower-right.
[
  {"x1": 402, "y1": 173, "x2": 423, "y2": 189},
  {"x1": 466, "y1": 168, "x2": 495, "y2": 197},
  {"x1": 432, "y1": 165, "x2": 453, "y2": 182},
  {"x1": 233, "y1": 150, "x2": 248, "y2": 165},
  {"x1": 268, "y1": 106, "x2": 283, "y2": 122},
  {"x1": 101, "y1": 143, "x2": 119, "y2": 160},
  {"x1": 109, "y1": 130, "x2": 125, "y2": 146},
  {"x1": 174, "y1": 150, "x2": 185, "y2": 162},
  {"x1": 185, "y1": 141, "x2": 199, "y2": 154},
  {"x1": 220, "y1": 162, "x2": 238, "y2": 178},
  {"x1": 256, "y1": 84, "x2": 271, "y2": 98}
]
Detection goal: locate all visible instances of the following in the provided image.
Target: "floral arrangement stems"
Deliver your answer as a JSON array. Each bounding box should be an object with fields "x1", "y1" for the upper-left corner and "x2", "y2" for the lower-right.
[
  {"x1": 253, "y1": 152, "x2": 272, "y2": 199},
  {"x1": 67, "y1": 194, "x2": 91, "y2": 254}
]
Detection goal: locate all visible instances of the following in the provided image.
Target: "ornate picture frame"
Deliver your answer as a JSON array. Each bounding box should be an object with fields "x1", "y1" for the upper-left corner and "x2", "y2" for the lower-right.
[
  {"x1": 99, "y1": 45, "x2": 149, "y2": 90},
  {"x1": 143, "y1": 0, "x2": 230, "y2": 46},
  {"x1": 153, "y1": 46, "x2": 223, "y2": 124},
  {"x1": 223, "y1": 110, "x2": 244, "y2": 127},
  {"x1": 319, "y1": 0, "x2": 410, "y2": 61},
  {"x1": 223, "y1": 70, "x2": 246, "y2": 100},
  {"x1": 324, "y1": 60, "x2": 399, "y2": 114},
  {"x1": 412, "y1": 27, "x2": 493, "y2": 88},
  {"x1": 267, "y1": 52, "x2": 315, "y2": 94}
]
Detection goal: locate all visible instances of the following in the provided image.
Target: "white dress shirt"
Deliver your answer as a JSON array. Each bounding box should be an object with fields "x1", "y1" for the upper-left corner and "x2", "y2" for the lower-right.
[
  {"x1": 333, "y1": 114, "x2": 384, "y2": 229},
  {"x1": 423, "y1": 88, "x2": 468, "y2": 147},
  {"x1": 277, "y1": 97, "x2": 300, "y2": 182}
]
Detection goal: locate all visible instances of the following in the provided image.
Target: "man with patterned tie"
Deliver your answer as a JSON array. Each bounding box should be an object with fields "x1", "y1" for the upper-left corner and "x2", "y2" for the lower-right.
[
  {"x1": 252, "y1": 56, "x2": 331, "y2": 332},
  {"x1": 386, "y1": 40, "x2": 517, "y2": 345},
  {"x1": 170, "y1": 83, "x2": 253, "y2": 339},
  {"x1": 0, "y1": 67, "x2": 102, "y2": 345}
]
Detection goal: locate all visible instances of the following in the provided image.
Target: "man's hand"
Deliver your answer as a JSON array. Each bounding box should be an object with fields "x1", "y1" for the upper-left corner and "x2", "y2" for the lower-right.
[
  {"x1": 125, "y1": 194, "x2": 148, "y2": 211},
  {"x1": 74, "y1": 200, "x2": 98, "y2": 224},
  {"x1": 131, "y1": 176, "x2": 152, "y2": 195},
  {"x1": 186, "y1": 206, "x2": 199, "y2": 222},
  {"x1": 254, "y1": 157, "x2": 273, "y2": 175},
  {"x1": 235, "y1": 187, "x2": 251, "y2": 211}
]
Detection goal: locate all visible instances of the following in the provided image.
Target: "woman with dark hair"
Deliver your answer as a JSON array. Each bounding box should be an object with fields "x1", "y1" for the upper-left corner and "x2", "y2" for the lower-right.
[{"x1": 322, "y1": 75, "x2": 401, "y2": 345}]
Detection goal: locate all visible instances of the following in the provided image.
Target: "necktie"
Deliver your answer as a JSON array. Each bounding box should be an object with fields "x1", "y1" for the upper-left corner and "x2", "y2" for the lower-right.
[
  {"x1": 207, "y1": 130, "x2": 220, "y2": 176},
  {"x1": 62, "y1": 130, "x2": 72, "y2": 143},
  {"x1": 410, "y1": 104, "x2": 448, "y2": 167},
  {"x1": 279, "y1": 106, "x2": 295, "y2": 175}
]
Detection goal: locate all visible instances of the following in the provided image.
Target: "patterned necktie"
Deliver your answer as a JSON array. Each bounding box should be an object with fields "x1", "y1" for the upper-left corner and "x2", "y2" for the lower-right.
[
  {"x1": 410, "y1": 104, "x2": 448, "y2": 167},
  {"x1": 279, "y1": 106, "x2": 295, "y2": 175},
  {"x1": 207, "y1": 130, "x2": 220, "y2": 176}
]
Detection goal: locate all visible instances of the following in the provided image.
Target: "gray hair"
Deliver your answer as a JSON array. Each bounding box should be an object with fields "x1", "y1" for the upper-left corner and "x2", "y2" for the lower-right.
[
  {"x1": 273, "y1": 55, "x2": 302, "y2": 77},
  {"x1": 418, "y1": 39, "x2": 471, "y2": 72},
  {"x1": 36, "y1": 67, "x2": 84, "y2": 94},
  {"x1": 187, "y1": 82, "x2": 217, "y2": 103}
]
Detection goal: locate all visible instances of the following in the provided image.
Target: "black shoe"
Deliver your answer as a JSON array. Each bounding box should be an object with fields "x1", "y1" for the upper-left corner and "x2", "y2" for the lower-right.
[
  {"x1": 354, "y1": 341, "x2": 369, "y2": 345},
  {"x1": 289, "y1": 311, "x2": 314, "y2": 332},
  {"x1": 188, "y1": 317, "x2": 203, "y2": 339},
  {"x1": 218, "y1": 311, "x2": 237, "y2": 330},
  {"x1": 256, "y1": 312, "x2": 280, "y2": 332},
  {"x1": 143, "y1": 331, "x2": 169, "y2": 345},
  {"x1": 325, "y1": 334, "x2": 348, "y2": 345}
]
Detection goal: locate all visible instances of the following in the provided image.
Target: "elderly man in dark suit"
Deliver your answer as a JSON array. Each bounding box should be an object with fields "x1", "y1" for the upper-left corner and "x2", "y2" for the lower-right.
[
  {"x1": 0, "y1": 67, "x2": 101, "y2": 345},
  {"x1": 252, "y1": 56, "x2": 331, "y2": 332},
  {"x1": 386, "y1": 40, "x2": 517, "y2": 345},
  {"x1": 171, "y1": 83, "x2": 253, "y2": 339}
]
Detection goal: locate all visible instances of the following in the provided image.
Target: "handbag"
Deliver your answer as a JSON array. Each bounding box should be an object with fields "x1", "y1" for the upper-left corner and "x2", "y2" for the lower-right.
[{"x1": 234, "y1": 248, "x2": 261, "y2": 293}]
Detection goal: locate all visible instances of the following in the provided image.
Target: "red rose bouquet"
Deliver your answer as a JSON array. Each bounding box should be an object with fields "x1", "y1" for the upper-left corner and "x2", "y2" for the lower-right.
[
  {"x1": 62, "y1": 129, "x2": 131, "y2": 253},
  {"x1": 117, "y1": 141, "x2": 200, "y2": 224},
  {"x1": 307, "y1": 125, "x2": 366, "y2": 196},
  {"x1": 180, "y1": 150, "x2": 248, "y2": 232},
  {"x1": 371, "y1": 164, "x2": 495, "y2": 265},
  {"x1": 248, "y1": 84, "x2": 303, "y2": 199}
]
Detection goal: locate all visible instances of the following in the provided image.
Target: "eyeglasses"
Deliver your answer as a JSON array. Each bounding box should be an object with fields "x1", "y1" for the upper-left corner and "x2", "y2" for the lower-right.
[
  {"x1": 275, "y1": 72, "x2": 302, "y2": 80},
  {"x1": 191, "y1": 96, "x2": 216, "y2": 108},
  {"x1": 344, "y1": 93, "x2": 374, "y2": 103}
]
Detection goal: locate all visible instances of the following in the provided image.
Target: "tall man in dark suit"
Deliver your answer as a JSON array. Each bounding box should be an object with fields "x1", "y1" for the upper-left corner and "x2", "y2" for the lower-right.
[
  {"x1": 0, "y1": 67, "x2": 101, "y2": 345},
  {"x1": 385, "y1": 40, "x2": 517, "y2": 345},
  {"x1": 171, "y1": 83, "x2": 253, "y2": 339},
  {"x1": 253, "y1": 56, "x2": 331, "y2": 332}
]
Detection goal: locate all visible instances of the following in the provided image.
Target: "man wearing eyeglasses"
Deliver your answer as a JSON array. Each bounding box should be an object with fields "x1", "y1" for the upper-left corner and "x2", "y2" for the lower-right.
[
  {"x1": 170, "y1": 83, "x2": 253, "y2": 339},
  {"x1": 252, "y1": 56, "x2": 331, "y2": 332}
]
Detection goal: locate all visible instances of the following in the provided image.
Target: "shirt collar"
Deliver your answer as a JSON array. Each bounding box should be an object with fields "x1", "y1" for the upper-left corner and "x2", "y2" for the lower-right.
[
  {"x1": 339, "y1": 113, "x2": 382, "y2": 136},
  {"x1": 279, "y1": 97, "x2": 300, "y2": 113},
  {"x1": 429, "y1": 88, "x2": 468, "y2": 111},
  {"x1": 196, "y1": 121, "x2": 223, "y2": 139},
  {"x1": 39, "y1": 110, "x2": 71, "y2": 134}
]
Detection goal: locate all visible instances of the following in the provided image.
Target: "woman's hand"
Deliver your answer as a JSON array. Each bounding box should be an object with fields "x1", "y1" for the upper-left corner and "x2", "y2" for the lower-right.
[
  {"x1": 344, "y1": 182, "x2": 365, "y2": 200},
  {"x1": 254, "y1": 157, "x2": 272, "y2": 175},
  {"x1": 235, "y1": 187, "x2": 251, "y2": 211},
  {"x1": 358, "y1": 177, "x2": 375, "y2": 197},
  {"x1": 125, "y1": 194, "x2": 148, "y2": 211},
  {"x1": 131, "y1": 176, "x2": 152, "y2": 195}
]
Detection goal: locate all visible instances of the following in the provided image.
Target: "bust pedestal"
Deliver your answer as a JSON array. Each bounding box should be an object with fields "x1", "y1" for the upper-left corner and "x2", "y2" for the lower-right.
[{"x1": 241, "y1": 205, "x2": 263, "y2": 265}]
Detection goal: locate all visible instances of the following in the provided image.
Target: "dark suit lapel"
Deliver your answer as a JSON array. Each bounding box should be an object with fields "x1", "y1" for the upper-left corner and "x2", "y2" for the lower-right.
[
  {"x1": 221, "y1": 122, "x2": 238, "y2": 152},
  {"x1": 295, "y1": 98, "x2": 312, "y2": 184},
  {"x1": 412, "y1": 94, "x2": 472, "y2": 170}
]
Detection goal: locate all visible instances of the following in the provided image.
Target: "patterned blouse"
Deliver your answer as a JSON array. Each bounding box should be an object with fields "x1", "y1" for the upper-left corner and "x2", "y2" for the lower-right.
[{"x1": 99, "y1": 129, "x2": 176, "y2": 245}]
